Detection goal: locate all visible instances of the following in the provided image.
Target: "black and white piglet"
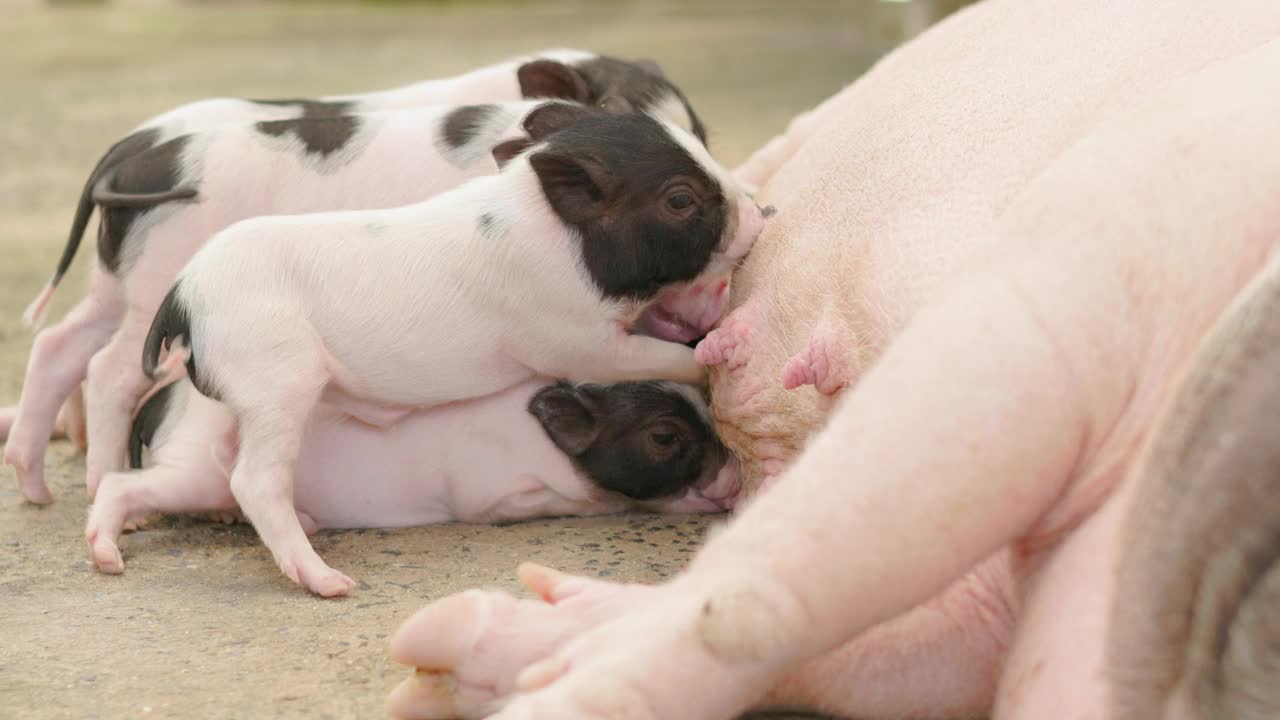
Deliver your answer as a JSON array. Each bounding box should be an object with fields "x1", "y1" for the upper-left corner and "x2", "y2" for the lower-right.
[
  {"x1": 141, "y1": 105, "x2": 768, "y2": 596},
  {"x1": 86, "y1": 377, "x2": 741, "y2": 578}
]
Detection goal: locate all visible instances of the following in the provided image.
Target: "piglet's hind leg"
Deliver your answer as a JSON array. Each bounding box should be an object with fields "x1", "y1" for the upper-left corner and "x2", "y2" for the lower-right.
[
  {"x1": 87, "y1": 464, "x2": 238, "y2": 574},
  {"x1": 84, "y1": 318, "x2": 158, "y2": 498},
  {"x1": 5, "y1": 289, "x2": 121, "y2": 504},
  {"x1": 227, "y1": 370, "x2": 355, "y2": 597}
]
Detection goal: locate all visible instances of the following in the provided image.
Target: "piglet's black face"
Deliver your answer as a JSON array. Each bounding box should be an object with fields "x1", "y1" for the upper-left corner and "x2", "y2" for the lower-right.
[
  {"x1": 527, "y1": 111, "x2": 727, "y2": 301},
  {"x1": 517, "y1": 55, "x2": 707, "y2": 144},
  {"x1": 529, "y1": 382, "x2": 723, "y2": 501}
]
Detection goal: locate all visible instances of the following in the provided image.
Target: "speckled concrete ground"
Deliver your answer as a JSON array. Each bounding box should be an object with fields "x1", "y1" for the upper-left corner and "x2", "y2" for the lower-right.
[{"x1": 0, "y1": 2, "x2": 956, "y2": 717}]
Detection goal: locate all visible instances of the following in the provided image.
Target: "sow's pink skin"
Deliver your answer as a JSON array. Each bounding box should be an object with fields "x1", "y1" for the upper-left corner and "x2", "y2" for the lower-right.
[
  {"x1": 3, "y1": 50, "x2": 707, "y2": 506},
  {"x1": 383, "y1": 2, "x2": 1280, "y2": 719},
  {"x1": 86, "y1": 377, "x2": 741, "y2": 578}
]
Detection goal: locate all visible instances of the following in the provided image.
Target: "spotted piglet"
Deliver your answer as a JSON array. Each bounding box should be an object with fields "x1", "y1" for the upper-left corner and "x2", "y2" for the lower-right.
[
  {"x1": 86, "y1": 373, "x2": 741, "y2": 579},
  {"x1": 140, "y1": 107, "x2": 769, "y2": 596},
  {"x1": 4, "y1": 50, "x2": 705, "y2": 506}
]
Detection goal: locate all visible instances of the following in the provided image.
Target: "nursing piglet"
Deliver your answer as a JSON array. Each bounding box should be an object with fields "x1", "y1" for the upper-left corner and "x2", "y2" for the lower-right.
[
  {"x1": 87, "y1": 376, "x2": 740, "y2": 578},
  {"x1": 3, "y1": 99, "x2": 597, "y2": 505},
  {"x1": 142, "y1": 107, "x2": 768, "y2": 596},
  {"x1": 5, "y1": 49, "x2": 707, "y2": 505}
]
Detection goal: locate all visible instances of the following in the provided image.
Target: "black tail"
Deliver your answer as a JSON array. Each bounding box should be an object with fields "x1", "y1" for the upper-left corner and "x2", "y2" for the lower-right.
[
  {"x1": 128, "y1": 381, "x2": 175, "y2": 469},
  {"x1": 49, "y1": 128, "x2": 165, "y2": 290},
  {"x1": 142, "y1": 282, "x2": 195, "y2": 382}
]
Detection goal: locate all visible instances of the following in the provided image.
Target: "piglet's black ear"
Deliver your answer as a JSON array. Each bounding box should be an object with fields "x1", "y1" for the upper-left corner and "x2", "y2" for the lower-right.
[
  {"x1": 529, "y1": 150, "x2": 616, "y2": 225},
  {"x1": 523, "y1": 102, "x2": 596, "y2": 142},
  {"x1": 492, "y1": 138, "x2": 533, "y2": 168},
  {"x1": 518, "y1": 60, "x2": 591, "y2": 102},
  {"x1": 634, "y1": 58, "x2": 666, "y2": 78},
  {"x1": 529, "y1": 384, "x2": 601, "y2": 456}
]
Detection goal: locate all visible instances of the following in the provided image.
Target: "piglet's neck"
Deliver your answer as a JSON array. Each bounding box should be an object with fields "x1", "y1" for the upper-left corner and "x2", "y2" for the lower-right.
[{"x1": 479, "y1": 160, "x2": 579, "y2": 247}]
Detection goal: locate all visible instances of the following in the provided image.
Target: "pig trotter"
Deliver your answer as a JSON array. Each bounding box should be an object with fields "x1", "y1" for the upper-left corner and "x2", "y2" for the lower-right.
[
  {"x1": 388, "y1": 565, "x2": 659, "y2": 719},
  {"x1": 388, "y1": 566, "x2": 775, "y2": 720}
]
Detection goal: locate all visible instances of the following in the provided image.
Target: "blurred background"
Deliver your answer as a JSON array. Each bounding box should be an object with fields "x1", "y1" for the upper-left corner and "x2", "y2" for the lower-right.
[{"x1": 0, "y1": 0, "x2": 974, "y2": 400}]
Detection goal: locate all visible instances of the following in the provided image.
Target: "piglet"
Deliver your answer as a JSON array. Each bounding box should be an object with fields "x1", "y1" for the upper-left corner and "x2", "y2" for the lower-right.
[
  {"x1": 87, "y1": 375, "x2": 740, "y2": 578},
  {"x1": 141, "y1": 106, "x2": 768, "y2": 596}
]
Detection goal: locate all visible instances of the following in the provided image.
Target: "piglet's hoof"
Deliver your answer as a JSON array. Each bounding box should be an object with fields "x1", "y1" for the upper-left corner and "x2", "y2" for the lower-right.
[
  {"x1": 86, "y1": 526, "x2": 125, "y2": 575},
  {"x1": 290, "y1": 562, "x2": 358, "y2": 598}
]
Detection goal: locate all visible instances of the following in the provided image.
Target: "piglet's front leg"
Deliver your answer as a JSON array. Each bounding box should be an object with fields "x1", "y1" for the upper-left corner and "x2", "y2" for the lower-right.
[{"x1": 554, "y1": 327, "x2": 705, "y2": 386}]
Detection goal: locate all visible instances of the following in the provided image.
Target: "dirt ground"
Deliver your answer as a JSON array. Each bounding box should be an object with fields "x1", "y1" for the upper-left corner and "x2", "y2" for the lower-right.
[{"x1": 0, "y1": 2, "x2": 952, "y2": 718}]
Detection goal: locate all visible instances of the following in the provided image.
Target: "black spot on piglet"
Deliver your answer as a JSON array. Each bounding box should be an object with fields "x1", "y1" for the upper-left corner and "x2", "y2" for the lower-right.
[
  {"x1": 128, "y1": 381, "x2": 175, "y2": 469},
  {"x1": 255, "y1": 115, "x2": 361, "y2": 158},
  {"x1": 441, "y1": 104, "x2": 498, "y2": 150}
]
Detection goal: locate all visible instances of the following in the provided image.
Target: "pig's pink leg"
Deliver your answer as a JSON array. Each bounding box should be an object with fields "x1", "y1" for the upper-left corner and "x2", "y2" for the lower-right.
[
  {"x1": 694, "y1": 299, "x2": 766, "y2": 370},
  {"x1": 388, "y1": 565, "x2": 663, "y2": 719},
  {"x1": 0, "y1": 391, "x2": 85, "y2": 447},
  {"x1": 4, "y1": 276, "x2": 123, "y2": 504},
  {"x1": 86, "y1": 464, "x2": 238, "y2": 574},
  {"x1": 84, "y1": 317, "x2": 155, "y2": 498},
  {"x1": 226, "y1": 370, "x2": 356, "y2": 598},
  {"x1": 990, "y1": 479, "x2": 1129, "y2": 719},
  {"x1": 387, "y1": 559, "x2": 1013, "y2": 720},
  {"x1": 780, "y1": 311, "x2": 851, "y2": 395},
  {"x1": 60, "y1": 385, "x2": 87, "y2": 452},
  {"x1": 449, "y1": 267, "x2": 1095, "y2": 720}
]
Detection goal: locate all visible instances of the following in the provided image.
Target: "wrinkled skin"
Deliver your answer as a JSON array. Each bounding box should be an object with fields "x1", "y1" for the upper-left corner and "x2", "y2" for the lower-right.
[{"x1": 384, "y1": 1, "x2": 1280, "y2": 719}]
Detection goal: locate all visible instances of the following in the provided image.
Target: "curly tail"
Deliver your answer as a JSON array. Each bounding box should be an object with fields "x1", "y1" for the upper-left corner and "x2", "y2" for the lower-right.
[
  {"x1": 23, "y1": 129, "x2": 197, "y2": 329},
  {"x1": 128, "y1": 381, "x2": 177, "y2": 470},
  {"x1": 142, "y1": 283, "x2": 196, "y2": 382}
]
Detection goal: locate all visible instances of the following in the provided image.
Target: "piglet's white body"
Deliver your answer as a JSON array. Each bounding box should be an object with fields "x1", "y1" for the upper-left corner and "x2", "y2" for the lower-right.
[{"x1": 137, "y1": 49, "x2": 592, "y2": 141}]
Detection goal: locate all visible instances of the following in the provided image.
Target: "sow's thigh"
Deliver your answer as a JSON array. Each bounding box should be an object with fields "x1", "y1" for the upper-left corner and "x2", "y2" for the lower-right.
[
  {"x1": 992, "y1": 252, "x2": 1280, "y2": 720},
  {"x1": 1104, "y1": 254, "x2": 1280, "y2": 720},
  {"x1": 714, "y1": 0, "x2": 1280, "y2": 488}
]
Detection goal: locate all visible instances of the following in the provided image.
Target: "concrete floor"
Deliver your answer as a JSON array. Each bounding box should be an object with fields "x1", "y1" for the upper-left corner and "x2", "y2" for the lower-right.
[{"x1": 0, "y1": 2, "x2": 955, "y2": 717}]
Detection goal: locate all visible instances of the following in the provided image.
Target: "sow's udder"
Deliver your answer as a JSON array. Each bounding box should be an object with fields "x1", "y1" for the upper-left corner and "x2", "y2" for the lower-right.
[{"x1": 702, "y1": 243, "x2": 830, "y2": 493}]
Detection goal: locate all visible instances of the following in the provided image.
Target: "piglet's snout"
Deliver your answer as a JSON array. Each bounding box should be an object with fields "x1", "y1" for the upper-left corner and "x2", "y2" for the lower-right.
[{"x1": 702, "y1": 455, "x2": 743, "y2": 510}]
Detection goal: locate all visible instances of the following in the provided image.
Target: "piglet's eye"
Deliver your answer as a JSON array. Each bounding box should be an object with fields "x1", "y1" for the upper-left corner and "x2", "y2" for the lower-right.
[
  {"x1": 646, "y1": 425, "x2": 682, "y2": 458},
  {"x1": 666, "y1": 192, "x2": 695, "y2": 213}
]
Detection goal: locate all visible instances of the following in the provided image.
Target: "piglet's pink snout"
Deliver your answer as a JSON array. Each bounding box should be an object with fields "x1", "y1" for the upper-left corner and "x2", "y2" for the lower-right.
[{"x1": 659, "y1": 455, "x2": 742, "y2": 513}]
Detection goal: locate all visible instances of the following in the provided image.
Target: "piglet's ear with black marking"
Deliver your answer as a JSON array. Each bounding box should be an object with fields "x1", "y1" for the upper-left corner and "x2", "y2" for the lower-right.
[
  {"x1": 529, "y1": 150, "x2": 616, "y2": 225},
  {"x1": 518, "y1": 60, "x2": 591, "y2": 102},
  {"x1": 492, "y1": 138, "x2": 533, "y2": 169},
  {"x1": 529, "y1": 384, "x2": 601, "y2": 456},
  {"x1": 523, "y1": 102, "x2": 596, "y2": 141}
]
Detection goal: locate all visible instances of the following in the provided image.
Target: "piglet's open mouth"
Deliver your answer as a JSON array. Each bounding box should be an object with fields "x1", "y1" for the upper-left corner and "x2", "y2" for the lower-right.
[{"x1": 631, "y1": 277, "x2": 731, "y2": 345}]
